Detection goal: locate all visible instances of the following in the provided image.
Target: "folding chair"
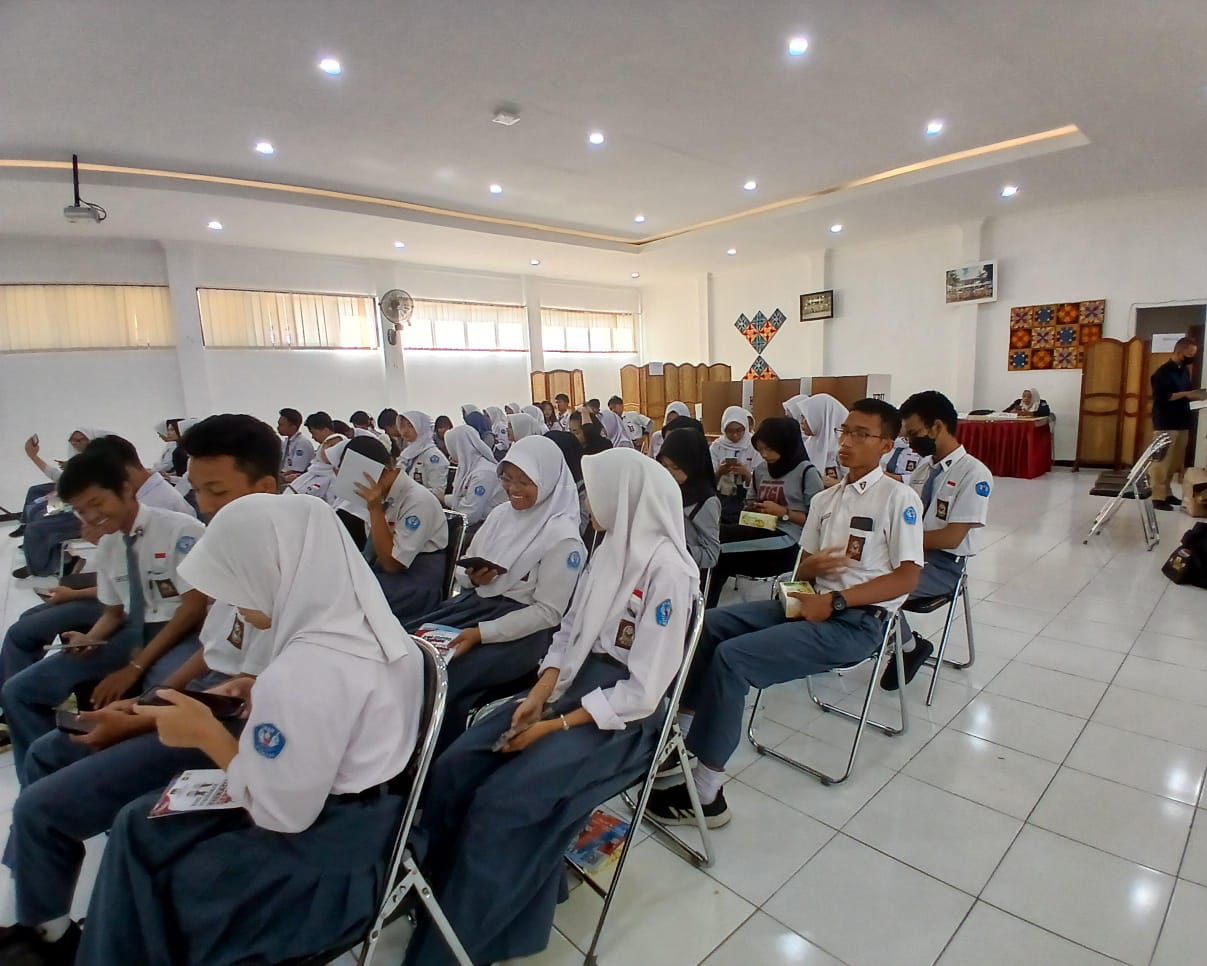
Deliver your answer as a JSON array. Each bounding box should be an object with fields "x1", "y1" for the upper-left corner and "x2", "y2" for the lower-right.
[
  {"x1": 579, "y1": 592, "x2": 708, "y2": 965},
  {"x1": 1085, "y1": 432, "x2": 1168, "y2": 551},
  {"x1": 902, "y1": 557, "x2": 975, "y2": 707},
  {"x1": 277, "y1": 636, "x2": 471, "y2": 966},
  {"x1": 441, "y1": 510, "x2": 468, "y2": 600},
  {"x1": 746, "y1": 612, "x2": 908, "y2": 786}
]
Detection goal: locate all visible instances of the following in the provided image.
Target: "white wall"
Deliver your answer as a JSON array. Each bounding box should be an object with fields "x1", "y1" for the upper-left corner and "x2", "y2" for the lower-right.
[{"x1": 640, "y1": 276, "x2": 707, "y2": 365}]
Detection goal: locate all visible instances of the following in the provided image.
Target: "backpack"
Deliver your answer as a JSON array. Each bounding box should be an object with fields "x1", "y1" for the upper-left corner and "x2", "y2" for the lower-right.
[{"x1": 1162, "y1": 522, "x2": 1207, "y2": 588}]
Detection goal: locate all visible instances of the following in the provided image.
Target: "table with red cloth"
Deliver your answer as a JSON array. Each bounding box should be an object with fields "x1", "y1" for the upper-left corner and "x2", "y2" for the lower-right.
[{"x1": 958, "y1": 417, "x2": 1052, "y2": 479}]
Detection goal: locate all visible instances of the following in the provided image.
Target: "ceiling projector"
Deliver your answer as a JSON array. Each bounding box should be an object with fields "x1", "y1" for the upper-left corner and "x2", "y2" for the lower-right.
[
  {"x1": 63, "y1": 204, "x2": 104, "y2": 223},
  {"x1": 61, "y1": 154, "x2": 107, "y2": 224}
]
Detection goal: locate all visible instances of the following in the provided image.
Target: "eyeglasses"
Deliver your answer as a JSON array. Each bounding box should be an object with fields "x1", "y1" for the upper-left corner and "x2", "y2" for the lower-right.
[{"x1": 835, "y1": 427, "x2": 889, "y2": 442}]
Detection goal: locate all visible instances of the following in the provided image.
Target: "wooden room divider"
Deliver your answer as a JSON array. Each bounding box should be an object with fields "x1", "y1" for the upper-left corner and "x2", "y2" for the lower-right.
[{"x1": 1075, "y1": 337, "x2": 1146, "y2": 470}]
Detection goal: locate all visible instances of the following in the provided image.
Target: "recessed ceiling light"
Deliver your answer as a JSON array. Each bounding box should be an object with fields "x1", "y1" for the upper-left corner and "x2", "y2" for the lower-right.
[
  {"x1": 634, "y1": 213, "x2": 646, "y2": 223},
  {"x1": 491, "y1": 109, "x2": 521, "y2": 126},
  {"x1": 393, "y1": 241, "x2": 406, "y2": 249},
  {"x1": 743, "y1": 179, "x2": 758, "y2": 191},
  {"x1": 726, "y1": 248, "x2": 738, "y2": 256},
  {"x1": 489, "y1": 183, "x2": 503, "y2": 195},
  {"x1": 318, "y1": 57, "x2": 342, "y2": 76},
  {"x1": 588, "y1": 131, "x2": 605, "y2": 146},
  {"x1": 926, "y1": 119, "x2": 945, "y2": 136},
  {"x1": 830, "y1": 223, "x2": 843, "y2": 233},
  {"x1": 1001, "y1": 184, "x2": 1020, "y2": 198},
  {"x1": 254, "y1": 140, "x2": 275, "y2": 155},
  {"x1": 530, "y1": 258, "x2": 541, "y2": 266},
  {"x1": 631, "y1": 272, "x2": 641, "y2": 279},
  {"x1": 207, "y1": 220, "x2": 223, "y2": 231},
  {"x1": 787, "y1": 36, "x2": 809, "y2": 56}
]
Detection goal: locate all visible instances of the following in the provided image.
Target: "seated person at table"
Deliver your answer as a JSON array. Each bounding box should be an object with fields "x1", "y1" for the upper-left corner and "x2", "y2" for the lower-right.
[
  {"x1": 649, "y1": 399, "x2": 923, "y2": 828},
  {"x1": 0, "y1": 414, "x2": 281, "y2": 964},
  {"x1": 705, "y1": 417, "x2": 824, "y2": 608},
  {"x1": 403, "y1": 448, "x2": 696, "y2": 966},
  {"x1": 880, "y1": 390, "x2": 993, "y2": 690},
  {"x1": 276, "y1": 408, "x2": 314, "y2": 484},
  {"x1": 339, "y1": 436, "x2": 449, "y2": 621},
  {"x1": 1004, "y1": 386, "x2": 1051, "y2": 418},
  {"x1": 658, "y1": 426, "x2": 722, "y2": 569},
  {"x1": 2, "y1": 449, "x2": 207, "y2": 787},
  {"x1": 406, "y1": 435, "x2": 586, "y2": 754},
  {"x1": 442, "y1": 425, "x2": 506, "y2": 531},
  {"x1": 399, "y1": 410, "x2": 452, "y2": 502},
  {"x1": 710, "y1": 406, "x2": 763, "y2": 523},
  {"x1": 73, "y1": 494, "x2": 424, "y2": 966}
]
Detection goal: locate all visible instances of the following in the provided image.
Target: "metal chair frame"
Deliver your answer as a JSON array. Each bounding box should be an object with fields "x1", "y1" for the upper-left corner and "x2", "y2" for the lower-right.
[
  {"x1": 1084, "y1": 432, "x2": 1168, "y2": 551},
  {"x1": 746, "y1": 612, "x2": 908, "y2": 786},
  {"x1": 904, "y1": 558, "x2": 976, "y2": 707},
  {"x1": 441, "y1": 510, "x2": 468, "y2": 600}
]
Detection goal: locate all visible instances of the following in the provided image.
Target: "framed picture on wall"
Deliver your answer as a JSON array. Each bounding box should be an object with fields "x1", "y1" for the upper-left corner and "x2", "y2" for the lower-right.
[
  {"x1": 945, "y1": 260, "x2": 997, "y2": 305},
  {"x1": 799, "y1": 289, "x2": 834, "y2": 321}
]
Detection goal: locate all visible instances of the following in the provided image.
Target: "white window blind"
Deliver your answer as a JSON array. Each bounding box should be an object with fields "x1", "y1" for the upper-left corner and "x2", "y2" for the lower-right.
[
  {"x1": 402, "y1": 299, "x2": 527, "y2": 352},
  {"x1": 0, "y1": 284, "x2": 174, "y2": 351},
  {"x1": 197, "y1": 288, "x2": 378, "y2": 349},
  {"x1": 541, "y1": 307, "x2": 636, "y2": 353}
]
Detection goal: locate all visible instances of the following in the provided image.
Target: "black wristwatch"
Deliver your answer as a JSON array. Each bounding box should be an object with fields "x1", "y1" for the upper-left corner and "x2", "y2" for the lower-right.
[{"x1": 829, "y1": 592, "x2": 848, "y2": 617}]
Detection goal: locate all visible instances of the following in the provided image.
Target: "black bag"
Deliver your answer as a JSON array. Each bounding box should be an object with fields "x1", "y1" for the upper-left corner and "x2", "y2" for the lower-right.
[{"x1": 1162, "y1": 522, "x2": 1207, "y2": 588}]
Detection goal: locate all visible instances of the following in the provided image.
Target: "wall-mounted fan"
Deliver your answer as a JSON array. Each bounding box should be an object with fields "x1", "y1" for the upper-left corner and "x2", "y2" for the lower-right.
[{"x1": 379, "y1": 289, "x2": 414, "y2": 346}]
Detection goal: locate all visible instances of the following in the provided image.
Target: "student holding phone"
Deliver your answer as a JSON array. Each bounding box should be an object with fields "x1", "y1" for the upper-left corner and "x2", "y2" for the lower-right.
[
  {"x1": 709, "y1": 406, "x2": 763, "y2": 523},
  {"x1": 406, "y1": 434, "x2": 586, "y2": 754}
]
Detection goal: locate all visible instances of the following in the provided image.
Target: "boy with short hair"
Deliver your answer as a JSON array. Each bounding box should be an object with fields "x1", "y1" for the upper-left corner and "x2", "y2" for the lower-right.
[{"x1": 277, "y1": 408, "x2": 314, "y2": 483}]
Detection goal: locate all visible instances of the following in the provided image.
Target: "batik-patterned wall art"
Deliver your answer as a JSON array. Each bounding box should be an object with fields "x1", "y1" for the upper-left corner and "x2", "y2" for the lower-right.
[
  {"x1": 1008, "y1": 299, "x2": 1104, "y2": 371},
  {"x1": 734, "y1": 309, "x2": 786, "y2": 380}
]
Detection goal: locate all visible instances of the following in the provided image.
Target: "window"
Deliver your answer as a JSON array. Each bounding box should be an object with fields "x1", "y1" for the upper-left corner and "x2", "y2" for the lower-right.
[
  {"x1": 541, "y1": 307, "x2": 636, "y2": 353},
  {"x1": 197, "y1": 288, "x2": 378, "y2": 349},
  {"x1": 0, "y1": 284, "x2": 174, "y2": 351},
  {"x1": 401, "y1": 299, "x2": 527, "y2": 352}
]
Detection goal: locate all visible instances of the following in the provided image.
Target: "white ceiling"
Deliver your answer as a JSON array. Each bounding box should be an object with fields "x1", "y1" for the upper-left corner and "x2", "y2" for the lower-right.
[{"x1": 2, "y1": 0, "x2": 1206, "y2": 283}]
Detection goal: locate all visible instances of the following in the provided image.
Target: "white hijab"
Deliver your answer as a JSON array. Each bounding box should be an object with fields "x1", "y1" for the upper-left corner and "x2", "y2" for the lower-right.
[
  {"x1": 783, "y1": 394, "x2": 809, "y2": 423},
  {"x1": 178, "y1": 494, "x2": 412, "y2": 664},
  {"x1": 598, "y1": 409, "x2": 634, "y2": 449},
  {"x1": 400, "y1": 410, "x2": 440, "y2": 465},
  {"x1": 446, "y1": 424, "x2": 497, "y2": 495},
  {"x1": 550, "y1": 448, "x2": 697, "y2": 701},
  {"x1": 515, "y1": 410, "x2": 546, "y2": 437},
  {"x1": 521, "y1": 405, "x2": 547, "y2": 432},
  {"x1": 469, "y1": 435, "x2": 585, "y2": 600},
  {"x1": 460, "y1": 403, "x2": 481, "y2": 419},
  {"x1": 711, "y1": 406, "x2": 758, "y2": 463},
  {"x1": 800, "y1": 394, "x2": 848, "y2": 471},
  {"x1": 316, "y1": 434, "x2": 349, "y2": 466},
  {"x1": 1020, "y1": 388, "x2": 1042, "y2": 413},
  {"x1": 506, "y1": 402, "x2": 524, "y2": 415},
  {"x1": 74, "y1": 426, "x2": 116, "y2": 443},
  {"x1": 663, "y1": 401, "x2": 690, "y2": 424}
]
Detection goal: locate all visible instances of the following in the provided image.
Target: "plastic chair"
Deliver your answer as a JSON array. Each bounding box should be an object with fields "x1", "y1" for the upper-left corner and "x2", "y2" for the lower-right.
[
  {"x1": 901, "y1": 557, "x2": 975, "y2": 707},
  {"x1": 747, "y1": 612, "x2": 908, "y2": 785},
  {"x1": 441, "y1": 510, "x2": 468, "y2": 600},
  {"x1": 277, "y1": 636, "x2": 471, "y2": 966}
]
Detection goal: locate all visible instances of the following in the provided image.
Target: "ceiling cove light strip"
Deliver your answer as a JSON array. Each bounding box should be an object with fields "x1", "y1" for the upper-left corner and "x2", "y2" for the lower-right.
[{"x1": 0, "y1": 126, "x2": 1084, "y2": 250}]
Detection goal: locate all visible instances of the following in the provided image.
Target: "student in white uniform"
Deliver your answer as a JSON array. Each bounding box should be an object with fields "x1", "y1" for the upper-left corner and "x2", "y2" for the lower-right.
[
  {"x1": 508, "y1": 412, "x2": 544, "y2": 442},
  {"x1": 650, "y1": 399, "x2": 923, "y2": 828},
  {"x1": 882, "y1": 435, "x2": 923, "y2": 480},
  {"x1": 798, "y1": 393, "x2": 849, "y2": 485},
  {"x1": 404, "y1": 448, "x2": 697, "y2": 966},
  {"x1": 880, "y1": 390, "x2": 993, "y2": 689},
  {"x1": 2, "y1": 450, "x2": 207, "y2": 786},
  {"x1": 658, "y1": 426, "x2": 722, "y2": 569},
  {"x1": 350, "y1": 410, "x2": 391, "y2": 449},
  {"x1": 399, "y1": 410, "x2": 452, "y2": 501},
  {"x1": 505, "y1": 402, "x2": 524, "y2": 416},
  {"x1": 552, "y1": 392, "x2": 572, "y2": 431},
  {"x1": 407, "y1": 435, "x2": 587, "y2": 753},
  {"x1": 442, "y1": 425, "x2": 506, "y2": 530},
  {"x1": 520, "y1": 405, "x2": 548, "y2": 434},
  {"x1": 649, "y1": 400, "x2": 691, "y2": 461},
  {"x1": 276, "y1": 408, "x2": 315, "y2": 484},
  {"x1": 710, "y1": 406, "x2": 763, "y2": 523},
  {"x1": 149, "y1": 420, "x2": 179, "y2": 476},
  {"x1": 74, "y1": 494, "x2": 424, "y2": 966},
  {"x1": 287, "y1": 413, "x2": 342, "y2": 502},
  {"x1": 343, "y1": 436, "x2": 449, "y2": 621},
  {"x1": 598, "y1": 408, "x2": 635, "y2": 450},
  {"x1": 378, "y1": 407, "x2": 404, "y2": 459},
  {"x1": 485, "y1": 405, "x2": 510, "y2": 459}
]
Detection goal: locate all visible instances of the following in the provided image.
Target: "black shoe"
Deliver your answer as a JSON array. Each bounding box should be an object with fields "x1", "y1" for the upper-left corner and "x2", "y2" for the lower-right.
[
  {"x1": 1152, "y1": 499, "x2": 1177, "y2": 511},
  {"x1": 7, "y1": 526, "x2": 23, "y2": 539},
  {"x1": 655, "y1": 752, "x2": 696, "y2": 779},
  {"x1": 11, "y1": 567, "x2": 30, "y2": 580},
  {"x1": 0, "y1": 922, "x2": 80, "y2": 966},
  {"x1": 880, "y1": 636, "x2": 935, "y2": 690},
  {"x1": 647, "y1": 783, "x2": 731, "y2": 829}
]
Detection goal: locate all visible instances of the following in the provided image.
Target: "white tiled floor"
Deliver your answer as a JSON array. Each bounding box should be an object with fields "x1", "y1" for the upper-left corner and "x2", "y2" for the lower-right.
[{"x1": 3, "y1": 469, "x2": 1207, "y2": 964}]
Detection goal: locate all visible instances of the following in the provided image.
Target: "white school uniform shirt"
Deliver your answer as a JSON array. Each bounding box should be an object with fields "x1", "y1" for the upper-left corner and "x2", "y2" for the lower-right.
[
  {"x1": 553, "y1": 410, "x2": 572, "y2": 432},
  {"x1": 382, "y1": 471, "x2": 448, "y2": 567},
  {"x1": 881, "y1": 438, "x2": 922, "y2": 478},
  {"x1": 539, "y1": 542, "x2": 694, "y2": 730},
  {"x1": 151, "y1": 441, "x2": 177, "y2": 475},
  {"x1": 448, "y1": 463, "x2": 506, "y2": 527},
  {"x1": 136, "y1": 471, "x2": 197, "y2": 518},
  {"x1": 800, "y1": 466, "x2": 925, "y2": 614},
  {"x1": 95, "y1": 504, "x2": 207, "y2": 624},
  {"x1": 407, "y1": 447, "x2": 451, "y2": 503},
  {"x1": 280, "y1": 433, "x2": 315, "y2": 475},
  {"x1": 288, "y1": 465, "x2": 334, "y2": 502},
  {"x1": 197, "y1": 601, "x2": 267, "y2": 677},
  {"x1": 907, "y1": 446, "x2": 993, "y2": 558},
  {"x1": 225, "y1": 639, "x2": 422, "y2": 833}
]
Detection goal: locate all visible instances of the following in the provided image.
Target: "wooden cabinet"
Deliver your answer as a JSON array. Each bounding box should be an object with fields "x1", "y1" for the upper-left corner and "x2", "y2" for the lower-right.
[{"x1": 619, "y1": 363, "x2": 732, "y2": 425}]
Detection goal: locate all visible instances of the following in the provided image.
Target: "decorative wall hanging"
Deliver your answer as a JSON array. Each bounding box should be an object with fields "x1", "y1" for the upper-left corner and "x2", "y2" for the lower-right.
[
  {"x1": 945, "y1": 260, "x2": 997, "y2": 305},
  {"x1": 800, "y1": 290, "x2": 834, "y2": 321},
  {"x1": 733, "y1": 309, "x2": 786, "y2": 380},
  {"x1": 1008, "y1": 299, "x2": 1105, "y2": 371}
]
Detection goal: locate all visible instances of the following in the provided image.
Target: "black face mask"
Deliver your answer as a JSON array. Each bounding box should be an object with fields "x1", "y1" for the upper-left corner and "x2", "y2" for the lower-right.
[{"x1": 909, "y1": 434, "x2": 937, "y2": 458}]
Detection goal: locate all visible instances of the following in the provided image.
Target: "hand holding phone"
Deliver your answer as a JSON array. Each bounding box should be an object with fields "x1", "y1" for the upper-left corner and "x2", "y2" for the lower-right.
[
  {"x1": 56, "y1": 709, "x2": 95, "y2": 735},
  {"x1": 137, "y1": 687, "x2": 246, "y2": 720}
]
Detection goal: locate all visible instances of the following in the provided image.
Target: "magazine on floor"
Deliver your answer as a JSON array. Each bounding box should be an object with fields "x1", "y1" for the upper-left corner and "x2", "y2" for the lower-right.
[{"x1": 565, "y1": 810, "x2": 630, "y2": 876}]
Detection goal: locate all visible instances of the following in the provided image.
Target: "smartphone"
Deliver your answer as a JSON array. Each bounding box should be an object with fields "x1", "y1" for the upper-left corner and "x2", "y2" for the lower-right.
[
  {"x1": 47, "y1": 634, "x2": 100, "y2": 652},
  {"x1": 55, "y1": 709, "x2": 95, "y2": 735},
  {"x1": 456, "y1": 557, "x2": 508, "y2": 575},
  {"x1": 137, "y1": 688, "x2": 246, "y2": 721}
]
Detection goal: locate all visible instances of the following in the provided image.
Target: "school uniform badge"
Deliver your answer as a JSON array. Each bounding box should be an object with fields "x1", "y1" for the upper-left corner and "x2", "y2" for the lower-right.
[
  {"x1": 176, "y1": 535, "x2": 197, "y2": 554},
  {"x1": 404, "y1": 515, "x2": 421, "y2": 531},
  {"x1": 429, "y1": 454, "x2": 441, "y2": 463},
  {"x1": 936, "y1": 499, "x2": 949, "y2": 521},
  {"x1": 975, "y1": 481, "x2": 991, "y2": 497},
  {"x1": 903, "y1": 506, "x2": 917, "y2": 525},
  {"x1": 474, "y1": 485, "x2": 486, "y2": 496},
  {"x1": 567, "y1": 550, "x2": 582, "y2": 570},
  {"x1": 656, "y1": 599, "x2": 673, "y2": 626},
  {"x1": 253, "y1": 723, "x2": 286, "y2": 759}
]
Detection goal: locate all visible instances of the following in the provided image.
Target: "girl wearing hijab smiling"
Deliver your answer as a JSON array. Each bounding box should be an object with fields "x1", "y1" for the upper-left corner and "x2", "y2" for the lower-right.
[
  {"x1": 403, "y1": 448, "x2": 696, "y2": 966},
  {"x1": 76, "y1": 494, "x2": 424, "y2": 966},
  {"x1": 398, "y1": 410, "x2": 452, "y2": 502}
]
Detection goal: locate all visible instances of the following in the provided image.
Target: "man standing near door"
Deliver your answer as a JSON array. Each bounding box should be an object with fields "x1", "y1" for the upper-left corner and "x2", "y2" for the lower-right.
[{"x1": 1150, "y1": 337, "x2": 1207, "y2": 510}]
